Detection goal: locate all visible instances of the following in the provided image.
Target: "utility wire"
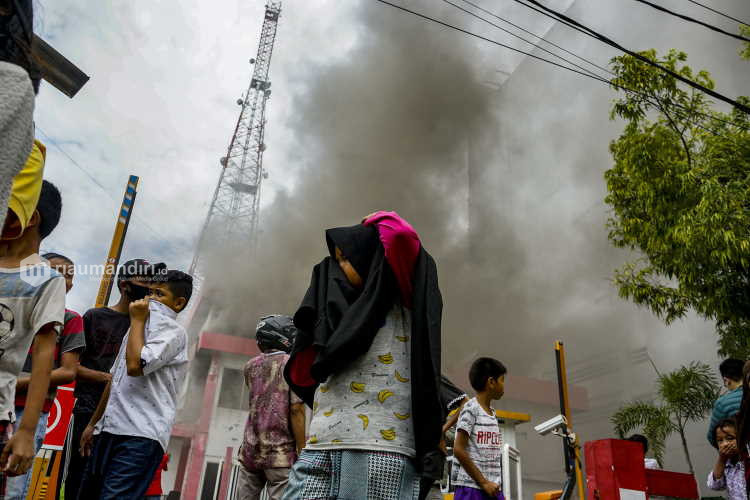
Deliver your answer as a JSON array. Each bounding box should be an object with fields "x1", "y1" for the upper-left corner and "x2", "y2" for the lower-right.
[
  {"x1": 685, "y1": 0, "x2": 750, "y2": 28},
  {"x1": 510, "y1": 0, "x2": 750, "y2": 115},
  {"x1": 441, "y1": 0, "x2": 608, "y2": 79},
  {"x1": 458, "y1": 0, "x2": 613, "y2": 76},
  {"x1": 36, "y1": 127, "x2": 190, "y2": 249},
  {"x1": 372, "y1": 0, "x2": 620, "y2": 83},
  {"x1": 372, "y1": 0, "x2": 745, "y2": 136},
  {"x1": 629, "y1": 0, "x2": 750, "y2": 43}
]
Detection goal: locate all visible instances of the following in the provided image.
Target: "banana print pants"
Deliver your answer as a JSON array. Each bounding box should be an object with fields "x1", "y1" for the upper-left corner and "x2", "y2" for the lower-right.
[{"x1": 281, "y1": 449, "x2": 420, "y2": 499}]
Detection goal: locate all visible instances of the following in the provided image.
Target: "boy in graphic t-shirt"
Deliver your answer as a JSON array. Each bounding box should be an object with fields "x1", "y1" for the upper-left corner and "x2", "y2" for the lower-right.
[
  {"x1": 452, "y1": 358, "x2": 507, "y2": 500},
  {"x1": 0, "y1": 181, "x2": 63, "y2": 491}
]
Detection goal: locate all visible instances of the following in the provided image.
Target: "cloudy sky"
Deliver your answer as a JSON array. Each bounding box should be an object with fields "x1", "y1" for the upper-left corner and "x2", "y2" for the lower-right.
[{"x1": 32, "y1": 0, "x2": 588, "y2": 313}]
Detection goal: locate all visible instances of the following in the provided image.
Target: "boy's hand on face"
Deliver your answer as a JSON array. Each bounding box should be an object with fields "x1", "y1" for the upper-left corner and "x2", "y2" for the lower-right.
[
  {"x1": 719, "y1": 441, "x2": 737, "y2": 459},
  {"x1": 129, "y1": 298, "x2": 150, "y2": 322},
  {"x1": 480, "y1": 480, "x2": 501, "y2": 497},
  {"x1": 1, "y1": 428, "x2": 35, "y2": 476}
]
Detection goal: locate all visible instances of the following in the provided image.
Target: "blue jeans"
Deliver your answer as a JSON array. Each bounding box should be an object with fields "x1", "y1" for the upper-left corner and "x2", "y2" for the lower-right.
[
  {"x1": 78, "y1": 432, "x2": 164, "y2": 500},
  {"x1": 6, "y1": 406, "x2": 48, "y2": 500}
]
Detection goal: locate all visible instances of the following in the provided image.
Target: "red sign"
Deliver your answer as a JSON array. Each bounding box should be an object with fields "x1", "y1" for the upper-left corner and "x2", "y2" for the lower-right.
[{"x1": 42, "y1": 384, "x2": 75, "y2": 450}]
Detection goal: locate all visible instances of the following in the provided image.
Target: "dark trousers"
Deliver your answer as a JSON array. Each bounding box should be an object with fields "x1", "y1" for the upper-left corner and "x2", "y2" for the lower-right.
[
  {"x1": 78, "y1": 432, "x2": 163, "y2": 500},
  {"x1": 63, "y1": 412, "x2": 92, "y2": 500}
]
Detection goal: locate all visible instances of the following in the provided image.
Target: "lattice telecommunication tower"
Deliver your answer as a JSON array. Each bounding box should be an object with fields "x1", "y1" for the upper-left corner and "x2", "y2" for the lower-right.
[{"x1": 190, "y1": 2, "x2": 281, "y2": 276}]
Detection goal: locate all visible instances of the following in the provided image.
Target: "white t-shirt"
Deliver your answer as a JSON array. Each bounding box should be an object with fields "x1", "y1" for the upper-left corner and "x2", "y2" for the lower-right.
[
  {"x1": 452, "y1": 397, "x2": 503, "y2": 489},
  {"x1": 99, "y1": 300, "x2": 188, "y2": 451},
  {"x1": 306, "y1": 304, "x2": 415, "y2": 457},
  {"x1": 0, "y1": 264, "x2": 65, "y2": 422}
]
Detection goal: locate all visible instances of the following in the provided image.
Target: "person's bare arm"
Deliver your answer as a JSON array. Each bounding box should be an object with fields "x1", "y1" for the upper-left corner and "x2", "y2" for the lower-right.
[
  {"x1": 290, "y1": 403, "x2": 306, "y2": 455},
  {"x1": 125, "y1": 299, "x2": 149, "y2": 377},
  {"x1": 453, "y1": 429, "x2": 500, "y2": 497},
  {"x1": 79, "y1": 380, "x2": 111, "y2": 457},
  {"x1": 1, "y1": 325, "x2": 56, "y2": 476},
  {"x1": 76, "y1": 365, "x2": 112, "y2": 384}
]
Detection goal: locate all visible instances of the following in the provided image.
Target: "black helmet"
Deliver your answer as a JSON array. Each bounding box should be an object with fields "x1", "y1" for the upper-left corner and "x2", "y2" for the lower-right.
[{"x1": 255, "y1": 314, "x2": 297, "y2": 353}]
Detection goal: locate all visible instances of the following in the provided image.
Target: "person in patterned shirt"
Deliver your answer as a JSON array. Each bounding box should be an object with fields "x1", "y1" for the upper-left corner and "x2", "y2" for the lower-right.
[
  {"x1": 707, "y1": 418, "x2": 746, "y2": 500},
  {"x1": 236, "y1": 315, "x2": 305, "y2": 500}
]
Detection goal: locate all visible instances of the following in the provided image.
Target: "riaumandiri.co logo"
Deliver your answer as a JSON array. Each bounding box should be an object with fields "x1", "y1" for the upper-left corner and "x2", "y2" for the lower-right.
[{"x1": 19, "y1": 254, "x2": 53, "y2": 287}]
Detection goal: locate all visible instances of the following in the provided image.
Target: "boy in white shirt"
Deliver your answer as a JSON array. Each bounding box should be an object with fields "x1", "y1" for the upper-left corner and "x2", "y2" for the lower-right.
[
  {"x1": 78, "y1": 270, "x2": 192, "y2": 500},
  {"x1": 452, "y1": 358, "x2": 507, "y2": 500}
]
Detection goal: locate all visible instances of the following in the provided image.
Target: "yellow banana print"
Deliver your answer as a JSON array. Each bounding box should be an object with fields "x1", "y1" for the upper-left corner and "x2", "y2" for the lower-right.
[
  {"x1": 358, "y1": 414, "x2": 370, "y2": 430},
  {"x1": 378, "y1": 353, "x2": 394, "y2": 364},
  {"x1": 378, "y1": 390, "x2": 394, "y2": 404},
  {"x1": 350, "y1": 382, "x2": 365, "y2": 393},
  {"x1": 323, "y1": 409, "x2": 335, "y2": 417},
  {"x1": 395, "y1": 335, "x2": 409, "y2": 342},
  {"x1": 320, "y1": 385, "x2": 330, "y2": 393},
  {"x1": 332, "y1": 439, "x2": 342, "y2": 443},
  {"x1": 394, "y1": 412, "x2": 411, "y2": 420},
  {"x1": 394, "y1": 370, "x2": 409, "y2": 383},
  {"x1": 308, "y1": 435, "x2": 319, "y2": 444},
  {"x1": 380, "y1": 428, "x2": 397, "y2": 441},
  {"x1": 313, "y1": 402, "x2": 319, "y2": 414}
]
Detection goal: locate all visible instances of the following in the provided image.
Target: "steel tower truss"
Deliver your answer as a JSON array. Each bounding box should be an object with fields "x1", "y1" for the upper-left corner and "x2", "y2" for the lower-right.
[{"x1": 190, "y1": 2, "x2": 281, "y2": 275}]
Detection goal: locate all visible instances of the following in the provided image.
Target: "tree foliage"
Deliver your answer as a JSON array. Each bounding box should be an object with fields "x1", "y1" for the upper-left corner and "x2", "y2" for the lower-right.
[
  {"x1": 741, "y1": 25, "x2": 750, "y2": 60},
  {"x1": 605, "y1": 49, "x2": 750, "y2": 357},
  {"x1": 611, "y1": 362, "x2": 720, "y2": 473}
]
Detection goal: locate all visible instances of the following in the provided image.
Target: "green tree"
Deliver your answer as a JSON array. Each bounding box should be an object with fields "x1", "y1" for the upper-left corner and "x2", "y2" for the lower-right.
[
  {"x1": 605, "y1": 48, "x2": 750, "y2": 357},
  {"x1": 611, "y1": 362, "x2": 720, "y2": 475},
  {"x1": 741, "y1": 25, "x2": 750, "y2": 60}
]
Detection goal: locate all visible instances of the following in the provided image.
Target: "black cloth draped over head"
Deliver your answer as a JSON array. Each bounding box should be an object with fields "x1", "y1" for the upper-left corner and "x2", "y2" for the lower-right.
[{"x1": 284, "y1": 222, "x2": 443, "y2": 478}]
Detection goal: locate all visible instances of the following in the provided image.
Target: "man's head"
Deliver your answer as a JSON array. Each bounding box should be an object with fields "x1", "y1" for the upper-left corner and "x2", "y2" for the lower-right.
[
  {"x1": 719, "y1": 358, "x2": 744, "y2": 389},
  {"x1": 42, "y1": 252, "x2": 73, "y2": 293},
  {"x1": 469, "y1": 357, "x2": 507, "y2": 399},
  {"x1": 116, "y1": 259, "x2": 166, "y2": 303},
  {"x1": 1, "y1": 180, "x2": 61, "y2": 248},
  {"x1": 255, "y1": 314, "x2": 297, "y2": 353},
  {"x1": 149, "y1": 270, "x2": 193, "y2": 313},
  {"x1": 626, "y1": 434, "x2": 648, "y2": 455}
]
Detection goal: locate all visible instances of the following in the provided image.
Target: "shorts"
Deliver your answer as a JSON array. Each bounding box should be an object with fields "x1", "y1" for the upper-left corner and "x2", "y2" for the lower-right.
[{"x1": 454, "y1": 486, "x2": 505, "y2": 500}]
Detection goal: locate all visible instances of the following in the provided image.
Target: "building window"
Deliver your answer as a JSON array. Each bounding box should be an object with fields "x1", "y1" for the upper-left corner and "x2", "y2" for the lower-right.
[{"x1": 218, "y1": 367, "x2": 249, "y2": 410}]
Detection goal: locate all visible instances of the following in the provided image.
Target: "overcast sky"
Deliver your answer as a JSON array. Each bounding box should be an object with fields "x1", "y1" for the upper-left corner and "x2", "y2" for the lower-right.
[{"x1": 31, "y1": 0, "x2": 579, "y2": 312}]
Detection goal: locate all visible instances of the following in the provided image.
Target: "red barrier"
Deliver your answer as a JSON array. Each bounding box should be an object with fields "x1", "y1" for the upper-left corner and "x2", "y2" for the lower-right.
[{"x1": 584, "y1": 439, "x2": 698, "y2": 500}]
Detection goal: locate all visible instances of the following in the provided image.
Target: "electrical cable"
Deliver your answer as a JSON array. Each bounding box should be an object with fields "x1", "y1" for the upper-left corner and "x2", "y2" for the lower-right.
[
  {"x1": 685, "y1": 0, "x2": 750, "y2": 28},
  {"x1": 36, "y1": 127, "x2": 192, "y2": 250},
  {"x1": 629, "y1": 0, "x2": 750, "y2": 43},
  {"x1": 458, "y1": 0, "x2": 613, "y2": 76},
  {"x1": 441, "y1": 0, "x2": 608, "y2": 79},
  {"x1": 372, "y1": 0, "x2": 747, "y2": 136},
  {"x1": 443, "y1": 0, "x2": 599, "y2": 76},
  {"x1": 510, "y1": 0, "x2": 750, "y2": 115},
  {"x1": 452, "y1": 0, "x2": 747, "y2": 135}
]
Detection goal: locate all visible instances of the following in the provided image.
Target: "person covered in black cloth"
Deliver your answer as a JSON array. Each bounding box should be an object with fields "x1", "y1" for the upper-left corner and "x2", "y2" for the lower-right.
[{"x1": 282, "y1": 211, "x2": 443, "y2": 500}]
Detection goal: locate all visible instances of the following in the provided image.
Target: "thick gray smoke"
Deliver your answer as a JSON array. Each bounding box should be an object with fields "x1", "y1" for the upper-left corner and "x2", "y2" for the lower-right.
[{"x1": 198, "y1": 0, "x2": 750, "y2": 487}]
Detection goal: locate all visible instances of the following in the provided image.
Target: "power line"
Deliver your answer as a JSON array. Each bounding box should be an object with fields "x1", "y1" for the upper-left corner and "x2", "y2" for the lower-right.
[
  {"x1": 372, "y1": 0, "x2": 618, "y2": 82},
  {"x1": 458, "y1": 0, "x2": 613, "y2": 76},
  {"x1": 36, "y1": 127, "x2": 190, "y2": 250},
  {"x1": 441, "y1": 0, "x2": 608, "y2": 80},
  {"x1": 511, "y1": 0, "x2": 750, "y2": 115},
  {"x1": 629, "y1": 0, "x2": 750, "y2": 43},
  {"x1": 371, "y1": 0, "x2": 745, "y2": 136},
  {"x1": 685, "y1": 0, "x2": 750, "y2": 28}
]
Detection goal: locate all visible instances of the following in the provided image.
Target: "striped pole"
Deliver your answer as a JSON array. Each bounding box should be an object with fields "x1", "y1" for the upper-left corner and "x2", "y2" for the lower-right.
[{"x1": 94, "y1": 175, "x2": 139, "y2": 307}]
